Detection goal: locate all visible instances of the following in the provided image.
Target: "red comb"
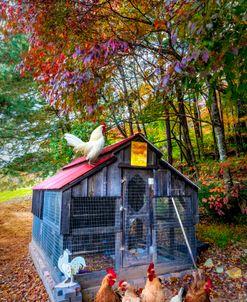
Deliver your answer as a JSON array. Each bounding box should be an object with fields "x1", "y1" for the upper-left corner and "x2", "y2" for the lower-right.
[
  {"x1": 100, "y1": 122, "x2": 107, "y2": 133},
  {"x1": 206, "y1": 278, "x2": 212, "y2": 288},
  {"x1": 204, "y1": 278, "x2": 212, "y2": 294},
  {"x1": 119, "y1": 280, "x2": 125, "y2": 287},
  {"x1": 106, "y1": 268, "x2": 117, "y2": 278},
  {"x1": 147, "y1": 262, "x2": 154, "y2": 273}
]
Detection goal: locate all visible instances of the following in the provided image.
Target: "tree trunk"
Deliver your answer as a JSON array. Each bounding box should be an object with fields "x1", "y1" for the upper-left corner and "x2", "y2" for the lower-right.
[
  {"x1": 231, "y1": 106, "x2": 240, "y2": 157},
  {"x1": 211, "y1": 88, "x2": 232, "y2": 190},
  {"x1": 117, "y1": 64, "x2": 134, "y2": 135},
  {"x1": 217, "y1": 90, "x2": 225, "y2": 140},
  {"x1": 236, "y1": 99, "x2": 246, "y2": 152},
  {"x1": 192, "y1": 98, "x2": 204, "y2": 159},
  {"x1": 176, "y1": 86, "x2": 197, "y2": 167},
  {"x1": 207, "y1": 105, "x2": 219, "y2": 160},
  {"x1": 165, "y1": 106, "x2": 173, "y2": 165},
  {"x1": 211, "y1": 89, "x2": 227, "y2": 161}
]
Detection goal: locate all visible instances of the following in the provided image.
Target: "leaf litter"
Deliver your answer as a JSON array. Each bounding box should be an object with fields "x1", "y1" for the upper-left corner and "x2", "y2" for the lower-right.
[{"x1": 0, "y1": 198, "x2": 246, "y2": 301}]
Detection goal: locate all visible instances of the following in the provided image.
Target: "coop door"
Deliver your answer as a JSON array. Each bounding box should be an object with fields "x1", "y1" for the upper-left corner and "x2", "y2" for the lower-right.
[{"x1": 122, "y1": 169, "x2": 153, "y2": 267}]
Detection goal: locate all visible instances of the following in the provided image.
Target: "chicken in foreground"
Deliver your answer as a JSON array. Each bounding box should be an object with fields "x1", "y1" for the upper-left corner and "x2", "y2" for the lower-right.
[
  {"x1": 170, "y1": 287, "x2": 186, "y2": 302},
  {"x1": 94, "y1": 268, "x2": 120, "y2": 302},
  {"x1": 141, "y1": 262, "x2": 166, "y2": 302},
  {"x1": 119, "y1": 280, "x2": 141, "y2": 302},
  {"x1": 64, "y1": 123, "x2": 106, "y2": 164},
  {"x1": 184, "y1": 271, "x2": 212, "y2": 302}
]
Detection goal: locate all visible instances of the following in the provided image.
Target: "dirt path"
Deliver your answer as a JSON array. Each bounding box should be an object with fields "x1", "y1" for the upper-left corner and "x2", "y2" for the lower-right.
[{"x1": 0, "y1": 198, "x2": 49, "y2": 302}]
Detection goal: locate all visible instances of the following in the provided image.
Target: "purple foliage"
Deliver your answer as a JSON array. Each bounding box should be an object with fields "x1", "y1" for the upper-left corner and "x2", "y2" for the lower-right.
[
  {"x1": 171, "y1": 33, "x2": 177, "y2": 45},
  {"x1": 202, "y1": 50, "x2": 209, "y2": 63},
  {"x1": 88, "y1": 105, "x2": 93, "y2": 114},
  {"x1": 231, "y1": 48, "x2": 239, "y2": 55},
  {"x1": 154, "y1": 67, "x2": 161, "y2": 75},
  {"x1": 187, "y1": 50, "x2": 200, "y2": 61},
  {"x1": 162, "y1": 75, "x2": 170, "y2": 86},
  {"x1": 174, "y1": 61, "x2": 182, "y2": 73}
]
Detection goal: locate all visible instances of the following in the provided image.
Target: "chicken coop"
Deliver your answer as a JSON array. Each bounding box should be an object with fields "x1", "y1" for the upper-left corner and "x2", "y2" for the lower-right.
[{"x1": 30, "y1": 133, "x2": 199, "y2": 301}]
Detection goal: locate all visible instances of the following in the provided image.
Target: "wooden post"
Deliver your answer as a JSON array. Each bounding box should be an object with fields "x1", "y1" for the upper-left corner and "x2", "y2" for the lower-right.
[
  {"x1": 60, "y1": 189, "x2": 71, "y2": 235},
  {"x1": 115, "y1": 198, "x2": 122, "y2": 271}
]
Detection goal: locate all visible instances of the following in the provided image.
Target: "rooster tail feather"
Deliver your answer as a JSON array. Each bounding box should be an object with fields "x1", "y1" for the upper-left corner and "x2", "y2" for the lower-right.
[
  {"x1": 64, "y1": 133, "x2": 84, "y2": 147},
  {"x1": 178, "y1": 287, "x2": 184, "y2": 298}
]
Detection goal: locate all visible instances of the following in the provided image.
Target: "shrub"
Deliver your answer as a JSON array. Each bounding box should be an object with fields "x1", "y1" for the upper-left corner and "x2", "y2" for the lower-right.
[{"x1": 198, "y1": 158, "x2": 247, "y2": 222}]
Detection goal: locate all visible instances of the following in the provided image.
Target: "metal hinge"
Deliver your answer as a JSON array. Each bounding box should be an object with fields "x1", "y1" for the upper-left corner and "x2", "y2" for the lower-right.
[{"x1": 121, "y1": 177, "x2": 126, "y2": 183}]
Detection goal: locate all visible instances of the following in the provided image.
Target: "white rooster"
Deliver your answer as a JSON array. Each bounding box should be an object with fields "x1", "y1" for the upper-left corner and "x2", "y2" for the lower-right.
[
  {"x1": 57, "y1": 249, "x2": 86, "y2": 286},
  {"x1": 64, "y1": 123, "x2": 106, "y2": 164}
]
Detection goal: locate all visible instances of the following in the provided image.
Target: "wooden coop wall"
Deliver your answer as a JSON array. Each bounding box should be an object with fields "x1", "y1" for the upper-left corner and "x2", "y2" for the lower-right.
[{"x1": 60, "y1": 142, "x2": 198, "y2": 275}]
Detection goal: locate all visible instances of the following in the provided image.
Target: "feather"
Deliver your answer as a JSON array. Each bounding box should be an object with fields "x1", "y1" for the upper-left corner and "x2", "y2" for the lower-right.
[
  {"x1": 64, "y1": 133, "x2": 84, "y2": 147},
  {"x1": 141, "y1": 263, "x2": 166, "y2": 302},
  {"x1": 64, "y1": 124, "x2": 106, "y2": 162},
  {"x1": 170, "y1": 287, "x2": 184, "y2": 302}
]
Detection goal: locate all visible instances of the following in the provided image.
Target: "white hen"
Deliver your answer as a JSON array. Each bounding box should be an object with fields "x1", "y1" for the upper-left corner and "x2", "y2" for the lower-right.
[
  {"x1": 119, "y1": 281, "x2": 141, "y2": 302},
  {"x1": 170, "y1": 287, "x2": 184, "y2": 302},
  {"x1": 64, "y1": 123, "x2": 106, "y2": 163}
]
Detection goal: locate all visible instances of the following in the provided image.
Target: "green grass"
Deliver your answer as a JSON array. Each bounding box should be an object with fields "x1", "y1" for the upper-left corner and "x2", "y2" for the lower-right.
[
  {"x1": 197, "y1": 223, "x2": 247, "y2": 249},
  {"x1": 0, "y1": 188, "x2": 32, "y2": 203}
]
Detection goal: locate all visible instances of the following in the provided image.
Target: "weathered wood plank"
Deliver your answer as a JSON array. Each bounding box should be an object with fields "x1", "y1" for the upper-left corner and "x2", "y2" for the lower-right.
[
  {"x1": 88, "y1": 170, "x2": 105, "y2": 197},
  {"x1": 107, "y1": 161, "x2": 121, "y2": 196},
  {"x1": 71, "y1": 183, "x2": 81, "y2": 197},
  {"x1": 71, "y1": 226, "x2": 118, "y2": 235},
  {"x1": 147, "y1": 148, "x2": 157, "y2": 165},
  {"x1": 156, "y1": 169, "x2": 168, "y2": 196},
  {"x1": 167, "y1": 170, "x2": 171, "y2": 195},
  {"x1": 118, "y1": 163, "x2": 158, "y2": 169},
  {"x1": 171, "y1": 175, "x2": 186, "y2": 195},
  {"x1": 60, "y1": 189, "x2": 71, "y2": 235},
  {"x1": 102, "y1": 166, "x2": 107, "y2": 196},
  {"x1": 124, "y1": 145, "x2": 131, "y2": 163},
  {"x1": 31, "y1": 190, "x2": 44, "y2": 219},
  {"x1": 71, "y1": 179, "x2": 88, "y2": 197}
]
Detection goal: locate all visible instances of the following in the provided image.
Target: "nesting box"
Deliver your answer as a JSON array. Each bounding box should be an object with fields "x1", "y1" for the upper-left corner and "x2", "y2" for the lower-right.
[{"x1": 30, "y1": 133, "x2": 199, "y2": 301}]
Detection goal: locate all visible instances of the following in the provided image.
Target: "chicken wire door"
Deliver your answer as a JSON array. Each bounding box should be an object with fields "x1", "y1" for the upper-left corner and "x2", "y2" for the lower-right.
[{"x1": 122, "y1": 169, "x2": 153, "y2": 267}]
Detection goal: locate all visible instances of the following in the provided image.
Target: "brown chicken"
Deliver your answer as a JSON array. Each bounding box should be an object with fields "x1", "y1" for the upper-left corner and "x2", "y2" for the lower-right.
[
  {"x1": 95, "y1": 268, "x2": 121, "y2": 302},
  {"x1": 141, "y1": 262, "x2": 166, "y2": 302},
  {"x1": 119, "y1": 280, "x2": 141, "y2": 302},
  {"x1": 184, "y1": 271, "x2": 212, "y2": 302}
]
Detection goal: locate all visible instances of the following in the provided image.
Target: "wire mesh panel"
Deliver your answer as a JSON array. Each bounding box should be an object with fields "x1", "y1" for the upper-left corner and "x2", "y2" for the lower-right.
[
  {"x1": 41, "y1": 223, "x2": 63, "y2": 266},
  {"x1": 123, "y1": 171, "x2": 153, "y2": 267},
  {"x1": 32, "y1": 215, "x2": 42, "y2": 244},
  {"x1": 43, "y1": 191, "x2": 62, "y2": 227},
  {"x1": 32, "y1": 191, "x2": 63, "y2": 267},
  {"x1": 71, "y1": 197, "x2": 116, "y2": 228},
  {"x1": 154, "y1": 197, "x2": 196, "y2": 265},
  {"x1": 69, "y1": 197, "x2": 119, "y2": 271}
]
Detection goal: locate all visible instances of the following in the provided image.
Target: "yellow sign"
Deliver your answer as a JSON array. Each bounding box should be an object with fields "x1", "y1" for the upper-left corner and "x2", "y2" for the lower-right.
[{"x1": 131, "y1": 141, "x2": 147, "y2": 167}]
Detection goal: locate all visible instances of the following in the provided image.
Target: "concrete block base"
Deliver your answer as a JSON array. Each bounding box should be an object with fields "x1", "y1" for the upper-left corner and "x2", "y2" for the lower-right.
[{"x1": 29, "y1": 241, "x2": 82, "y2": 302}]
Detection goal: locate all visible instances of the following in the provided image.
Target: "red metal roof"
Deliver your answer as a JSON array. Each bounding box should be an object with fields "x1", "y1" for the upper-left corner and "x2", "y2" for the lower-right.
[{"x1": 33, "y1": 155, "x2": 115, "y2": 190}]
